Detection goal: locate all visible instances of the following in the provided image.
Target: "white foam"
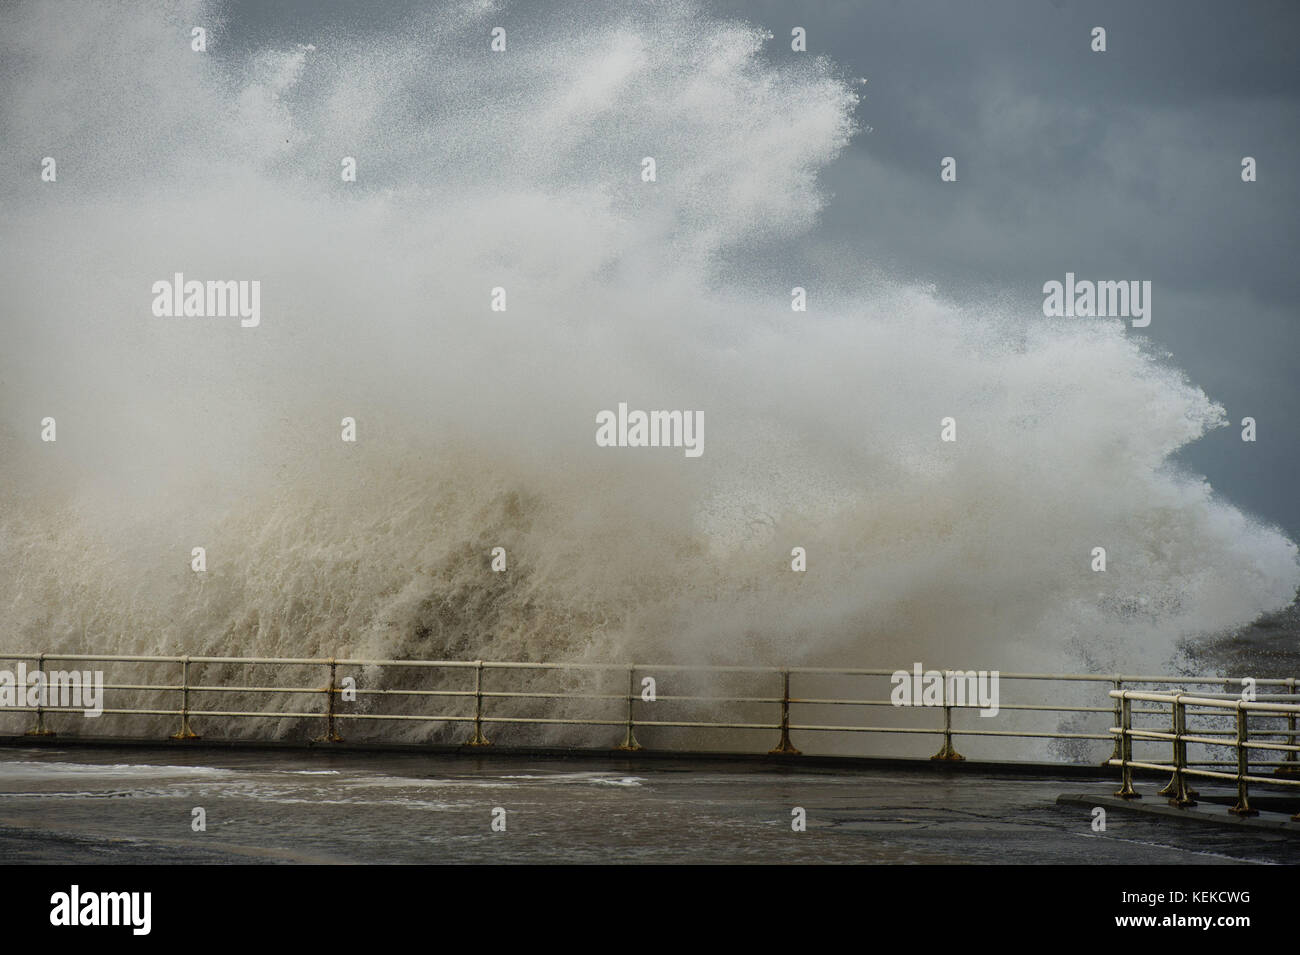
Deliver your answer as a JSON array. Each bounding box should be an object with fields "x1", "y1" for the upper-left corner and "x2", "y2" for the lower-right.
[{"x1": 0, "y1": 1, "x2": 1293, "y2": 735}]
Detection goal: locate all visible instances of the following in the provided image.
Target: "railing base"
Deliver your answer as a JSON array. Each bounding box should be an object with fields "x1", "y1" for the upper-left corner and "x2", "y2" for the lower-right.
[
  {"x1": 1158, "y1": 775, "x2": 1198, "y2": 805},
  {"x1": 930, "y1": 743, "x2": 965, "y2": 761},
  {"x1": 1161, "y1": 776, "x2": 1198, "y2": 807}
]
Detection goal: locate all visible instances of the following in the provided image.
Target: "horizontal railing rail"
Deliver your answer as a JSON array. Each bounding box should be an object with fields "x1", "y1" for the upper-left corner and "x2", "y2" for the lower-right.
[{"x1": 1, "y1": 652, "x2": 1296, "y2": 775}]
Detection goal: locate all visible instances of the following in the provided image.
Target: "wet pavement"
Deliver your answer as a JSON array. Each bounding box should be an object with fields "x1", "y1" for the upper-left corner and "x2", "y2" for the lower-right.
[{"x1": 0, "y1": 746, "x2": 1296, "y2": 864}]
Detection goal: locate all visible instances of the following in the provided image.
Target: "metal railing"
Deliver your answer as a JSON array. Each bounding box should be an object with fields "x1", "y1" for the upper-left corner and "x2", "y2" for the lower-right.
[
  {"x1": 1109, "y1": 689, "x2": 1300, "y2": 820},
  {"x1": 1, "y1": 652, "x2": 1297, "y2": 775}
]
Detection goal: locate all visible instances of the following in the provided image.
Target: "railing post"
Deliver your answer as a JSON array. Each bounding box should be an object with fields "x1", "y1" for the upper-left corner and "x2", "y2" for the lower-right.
[
  {"x1": 170, "y1": 656, "x2": 200, "y2": 740},
  {"x1": 1164, "y1": 691, "x2": 1185, "y2": 805},
  {"x1": 467, "y1": 660, "x2": 491, "y2": 746},
  {"x1": 1228, "y1": 702, "x2": 1258, "y2": 817},
  {"x1": 314, "y1": 658, "x2": 342, "y2": 743},
  {"x1": 1104, "y1": 677, "x2": 1123, "y2": 765},
  {"x1": 615, "y1": 666, "x2": 641, "y2": 751},
  {"x1": 25, "y1": 653, "x2": 55, "y2": 737},
  {"x1": 1165, "y1": 695, "x2": 1196, "y2": 807},
  {"x1": 1113, "y1": 693, "x2": 1140, "y2": 799},
  {"x1": 769, "y1": 669, "x2": 800, "y2": 755},
  {"x1": 1276, "y1": 678, "x2": 1299, "y2": 777},
  {"x1": 930, "y1": 670, "x2": 964, "y2": 761}
]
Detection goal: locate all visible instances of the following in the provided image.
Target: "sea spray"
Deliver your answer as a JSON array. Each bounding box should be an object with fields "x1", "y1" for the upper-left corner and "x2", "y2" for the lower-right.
[{"x1": 0, "y1": 1, "x2": 1295, "y2": 749}]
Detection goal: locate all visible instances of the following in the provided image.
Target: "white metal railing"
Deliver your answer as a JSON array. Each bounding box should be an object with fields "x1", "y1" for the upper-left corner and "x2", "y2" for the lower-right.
[
  {"x1": 1109, "y1": 689, "x2": 1300, "y2": 819},
  {"x1": 1, "y1": 652, "x2": 1297, "y2": 773}
]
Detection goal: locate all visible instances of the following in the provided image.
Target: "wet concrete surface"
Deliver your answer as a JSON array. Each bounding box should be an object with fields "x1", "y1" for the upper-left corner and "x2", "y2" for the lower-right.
[{"x1": 0, "y1": 745, "x2": 1296, "y2": 864}]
